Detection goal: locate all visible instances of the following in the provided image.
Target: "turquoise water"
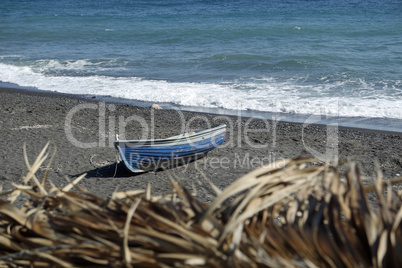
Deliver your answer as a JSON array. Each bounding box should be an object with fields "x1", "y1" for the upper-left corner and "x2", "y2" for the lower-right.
[{"x1": 0, "y1": 0, "x2": 401, "y2": 124}]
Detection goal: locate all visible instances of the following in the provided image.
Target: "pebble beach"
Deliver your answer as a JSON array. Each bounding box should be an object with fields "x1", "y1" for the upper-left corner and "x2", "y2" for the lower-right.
[{"x1": 1, "y1": 87, "x2": 401, "y2": 203}]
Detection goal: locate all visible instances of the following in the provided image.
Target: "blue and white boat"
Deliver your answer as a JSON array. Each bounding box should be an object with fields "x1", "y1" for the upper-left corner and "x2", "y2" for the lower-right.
[{"x1": 114, "y1": 124, "x2": 226, "y2": 172}]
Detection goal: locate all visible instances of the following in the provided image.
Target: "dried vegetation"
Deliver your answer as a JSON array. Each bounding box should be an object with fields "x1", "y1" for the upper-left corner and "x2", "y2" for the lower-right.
[{"x1": 0, "y1": 143, "x2": 401, "y2": 267}]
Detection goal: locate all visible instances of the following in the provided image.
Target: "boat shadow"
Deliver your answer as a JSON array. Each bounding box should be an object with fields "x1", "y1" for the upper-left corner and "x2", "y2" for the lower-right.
[
  {"x1": 74, "y1": 153, "x2": 208, "y2": 178},
  {"x1": 74, "y1": 162, "x2": 141, "y2": 178}
]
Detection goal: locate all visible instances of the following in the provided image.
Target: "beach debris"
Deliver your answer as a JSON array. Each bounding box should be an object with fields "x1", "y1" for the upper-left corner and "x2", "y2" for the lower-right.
[
  {"x1": 0, "y1": 145, "x2": 401, "y2": 267},
  {"x1": 11, "y1": 124, "x2": 53, "y2": 130},
  {"x1": 89, "y1": 154, "x2": 113, "y2": 167},
  {"x1": 150, "y1": 103, "x2": 162, "y2": 110}
]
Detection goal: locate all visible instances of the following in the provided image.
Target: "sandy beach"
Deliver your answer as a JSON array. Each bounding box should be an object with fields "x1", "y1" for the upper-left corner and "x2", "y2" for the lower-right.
[{"x1": 1, "y1": 87, "x2": 401, "y2": 203}]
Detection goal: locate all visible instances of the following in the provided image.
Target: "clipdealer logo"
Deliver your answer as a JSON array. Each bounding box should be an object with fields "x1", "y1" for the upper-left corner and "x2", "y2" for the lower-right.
[{"x1": 64, "y1": 102, "x2": 339, "y2": 167}]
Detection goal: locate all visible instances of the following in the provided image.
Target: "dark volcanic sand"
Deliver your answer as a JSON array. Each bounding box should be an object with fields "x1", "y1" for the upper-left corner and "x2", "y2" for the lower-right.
[{"x1": 1, "y1": 88, "x2": 401, "y2": 203}]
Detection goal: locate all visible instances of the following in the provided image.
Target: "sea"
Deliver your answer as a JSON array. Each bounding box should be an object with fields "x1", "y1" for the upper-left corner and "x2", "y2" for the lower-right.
[{"x1": 1, "y1": 0, "x2": 401, "y2": 132}]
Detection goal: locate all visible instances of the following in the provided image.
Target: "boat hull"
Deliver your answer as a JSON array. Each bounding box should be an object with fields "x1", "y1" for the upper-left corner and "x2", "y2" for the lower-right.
[{"x1": 114, "y1": 125, "x2": 226, "y2": 172}]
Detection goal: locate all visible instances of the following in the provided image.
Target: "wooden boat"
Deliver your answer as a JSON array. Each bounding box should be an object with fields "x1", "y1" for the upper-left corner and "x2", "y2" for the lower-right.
[{"x1": 114, "y1": 124, "x2": 226, "y2": 172}]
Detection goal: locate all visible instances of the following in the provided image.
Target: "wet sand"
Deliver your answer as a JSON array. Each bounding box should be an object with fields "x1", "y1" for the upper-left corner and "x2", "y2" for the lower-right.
[{"x1": 1, "y1": 87, "x2": 401, "y2": 203}]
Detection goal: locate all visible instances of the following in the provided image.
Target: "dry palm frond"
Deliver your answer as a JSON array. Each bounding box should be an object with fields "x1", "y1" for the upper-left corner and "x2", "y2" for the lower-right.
[
  {"x1": 201, "y1": 159, "x2": 402, "y2": 267},
  {"x1": 0, "y1": 145, "x2": 400, "y2": 267}
]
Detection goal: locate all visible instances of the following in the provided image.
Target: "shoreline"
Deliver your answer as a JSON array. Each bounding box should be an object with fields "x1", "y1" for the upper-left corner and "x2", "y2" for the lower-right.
[
  {"x1": 2, "y1": 84, "x2": 401, "y2": 135},
  {"x1": 1, "y1": 87, "x2": 401, "y2": 204}
]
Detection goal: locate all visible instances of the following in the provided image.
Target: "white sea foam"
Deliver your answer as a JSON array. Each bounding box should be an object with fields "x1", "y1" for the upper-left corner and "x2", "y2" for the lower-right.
[
  {"x1": 34, "y1": 59, "x2": 91, "y2": 71},
  {"x1": 32, "y1": 59, "x2": 124, "y2": 73},
  {"x1": 0, "y1": 62, "x2": 401, "y2": 120}
]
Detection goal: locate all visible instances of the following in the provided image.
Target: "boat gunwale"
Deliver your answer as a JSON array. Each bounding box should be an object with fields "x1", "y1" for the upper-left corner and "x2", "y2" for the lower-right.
[{"x1": 114, "y1": 124, "x2": 226, "y2": 147}]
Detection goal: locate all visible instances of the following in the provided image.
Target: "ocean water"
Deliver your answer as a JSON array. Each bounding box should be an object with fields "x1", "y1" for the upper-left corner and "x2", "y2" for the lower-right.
[{"x1": 0, "y1": 0, "x2": 401, "y2": 130}]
